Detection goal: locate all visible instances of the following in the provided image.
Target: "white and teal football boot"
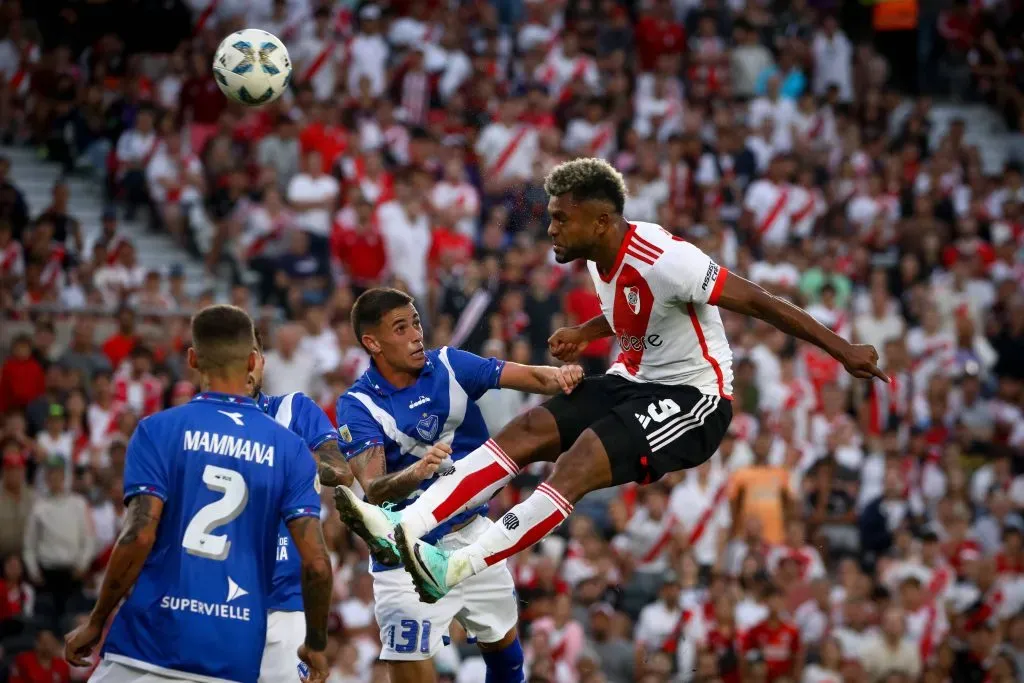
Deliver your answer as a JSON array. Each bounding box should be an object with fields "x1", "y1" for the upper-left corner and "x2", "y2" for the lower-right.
[
  {"x1": 394, "y1": 524, "x2": 473, "y2": 604},
  {"x1": 334, "y1": 486, "x2": 401, "y2": 567}
]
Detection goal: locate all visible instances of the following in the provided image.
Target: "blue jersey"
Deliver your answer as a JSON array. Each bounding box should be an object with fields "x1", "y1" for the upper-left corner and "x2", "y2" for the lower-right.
[
  {"x1": 336, "y1": 347, "x2": 504, "y2": 572},
  {"x1": 102, "y1": 393, "x2": 321, "y2": 683},
  {"x1": 258, "y1": 391, "x2": 337, "y2": 612}
]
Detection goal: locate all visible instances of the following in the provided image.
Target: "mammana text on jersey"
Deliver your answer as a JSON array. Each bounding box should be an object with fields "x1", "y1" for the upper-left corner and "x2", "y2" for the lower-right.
[{"x1": 183, "y1": 430, "x2": 275, "y2": 466}]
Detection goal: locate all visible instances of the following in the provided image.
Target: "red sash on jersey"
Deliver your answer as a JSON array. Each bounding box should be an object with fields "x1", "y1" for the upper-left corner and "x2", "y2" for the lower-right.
[
  {"x1": 808, "y1": 115, "x2": 824, "y2": 140},
  {"x1": 790, "y1": 195, "x2": 817, "y2": 224},
  {"x1": 1, "y1": 243, "x2": 22, "y2": 274},
  {"x1": 302, "y1": 42, "x2": 336, "y2": 82},
  {"x1": 9, "y1": 42, "x2": 35, "y2": 93},
  {"x1": 688, "y1": 480, "x2": 730, "y2": 546},
  {"x1": 757, "y1": 189, "x2": 789, "y2": 237},
  {"x1": 557, "y1": 58, "x2": 590, "y2": 103},
  {"x1": 489, "y1": 127, "x2": 530, "y2": 176},
  {"x1": 661, "y1": 609, "x2": 693, "y2": 654},
  {"x1": 193, "y1": 0, "x2": 221, "y2": 36},
  {"x1": 588, "y1": 124, "x2": 613, "y2": 157}
]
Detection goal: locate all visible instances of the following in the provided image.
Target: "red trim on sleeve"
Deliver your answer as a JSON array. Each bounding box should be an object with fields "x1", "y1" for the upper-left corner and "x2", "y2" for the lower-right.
[{"x1": 708, "y1": 266, "x2": 729, "y2": 305}]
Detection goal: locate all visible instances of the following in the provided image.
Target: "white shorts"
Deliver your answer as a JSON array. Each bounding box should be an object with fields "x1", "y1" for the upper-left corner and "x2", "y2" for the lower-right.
[
  {"x1": 374, "y1": 516, "x2": 518, "y2": 662},
  {"x1": 91, "y1": 658, "x2": 227, "y2": 683},
  {"x1": 258, "y1": 610, "x2": 305, "y2": 683}
]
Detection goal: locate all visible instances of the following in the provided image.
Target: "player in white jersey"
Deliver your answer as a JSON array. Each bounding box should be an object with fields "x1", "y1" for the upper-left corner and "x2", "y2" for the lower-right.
[{"x1": 335, "y1": 158, "x2": 890, "y2": 604}]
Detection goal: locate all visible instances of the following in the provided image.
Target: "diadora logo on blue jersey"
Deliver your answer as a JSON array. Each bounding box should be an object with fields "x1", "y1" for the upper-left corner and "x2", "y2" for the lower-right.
[
  {"x1": 416, "y1": 414, "x2": 439, "y2": 440},
  {"x1": 409, "y1": 395, "x2": 431, "y2": 409}
]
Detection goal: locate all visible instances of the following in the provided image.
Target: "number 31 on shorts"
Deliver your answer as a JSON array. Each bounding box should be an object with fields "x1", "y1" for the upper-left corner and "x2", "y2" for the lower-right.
[{"x1": 386, "y1": 619, "x2": 432, "y2": 654}]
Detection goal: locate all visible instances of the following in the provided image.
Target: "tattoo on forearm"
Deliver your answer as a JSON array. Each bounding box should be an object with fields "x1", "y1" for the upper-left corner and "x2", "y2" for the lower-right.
[
  {"x1": 289, "y1": 516, "x2": 332, "y2": 651},
  {"x1": 352, "y1": 446, "x2": 423, "y2": 505},
  {"x1": 92, "y1": 494, "x2": 161, "y2": 625},
  {"x1": 315, "y1": 441, "x2": 353, "y2": 487}
]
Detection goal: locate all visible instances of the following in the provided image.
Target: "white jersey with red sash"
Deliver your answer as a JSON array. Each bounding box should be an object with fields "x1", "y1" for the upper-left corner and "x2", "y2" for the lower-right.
[
  {"x1": 113, "y1": 373, "x2": 163, "y2": 417},
  {"x1": 0, "y1": 240, "x2": 24, "y2": 279},
  {"x1": 564, "y1": 118, "x2": 617, "y2": 159},
  {"x1": 474, "y1": 122, "x2": 539, "y2": 181},
  {"x1": 662, "y1": 160, "x2": 693, "y2": 210},
  {"x1": 296, "y1": 35, "x2": 341, "y2": 101},
  {"x1": 867, "y1": 369, "x2": 913, "y2": 435},
  {"x1": 767, "y1": 544, "x2": 827, "y2": 581},
  {"x1": 7, "y1": 40, "x2": 39, "y2": 96},
  {"x1": 787, "y1": 185, "x2": 826, "y2": 238},
  {"x1": 744, "y1": 179, "x2": 791, "y2": 244},
  {"x1": 535, "y1": 46, "x2": 599, "y2": 104},
  {"x1": 667, "y1": 471, "x2": 732, "y2": 567},
  {"x1": 341, "y1": 156, "x2": 395, "y2": 206}
]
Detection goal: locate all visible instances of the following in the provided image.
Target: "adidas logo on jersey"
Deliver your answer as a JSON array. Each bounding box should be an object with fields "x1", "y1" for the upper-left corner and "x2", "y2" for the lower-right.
[
  {"x1": 623, "y1": 286, "x2": 641, "y2": 315},
  {"x1": 635, "y1": 413, "x2": 652, "y2": 428}
]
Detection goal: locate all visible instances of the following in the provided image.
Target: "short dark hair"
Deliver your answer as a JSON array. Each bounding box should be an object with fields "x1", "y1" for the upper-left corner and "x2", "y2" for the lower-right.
[
  {"x1": 351, "y1": 288, "x2": 414, "y2": 350},
  {"x1": 543, "y1": 158, "x2": 627, "y2": 214},
  {"x1": 191, "y1": 305, "x2": 255, "y2": 376}
]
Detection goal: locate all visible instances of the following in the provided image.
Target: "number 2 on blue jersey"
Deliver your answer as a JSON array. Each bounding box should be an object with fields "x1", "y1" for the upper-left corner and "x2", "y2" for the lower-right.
[{"x1": 182, "y1": 465, "x2": 250, "y2": 561}]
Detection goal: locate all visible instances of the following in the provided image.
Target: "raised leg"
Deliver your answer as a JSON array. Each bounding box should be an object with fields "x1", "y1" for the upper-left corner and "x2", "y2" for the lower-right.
[
  {"x1": 397, "y1": 429, "x2": 614, "y2": 602},
  {"x1": 398, "y1": 406, "x2": 563, "y2": 539}
]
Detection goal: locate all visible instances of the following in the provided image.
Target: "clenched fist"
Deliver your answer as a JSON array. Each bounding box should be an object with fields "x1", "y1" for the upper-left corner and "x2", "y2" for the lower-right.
[
  {"x1": 413, "y1": 442, "x2": 453, "y2": 480},
  {"x1": 548, "y1": 327, "x2": 589, "y2": 362},
  {"x1": 543, "y1": 364, "x2": 585, "y2": 395}
]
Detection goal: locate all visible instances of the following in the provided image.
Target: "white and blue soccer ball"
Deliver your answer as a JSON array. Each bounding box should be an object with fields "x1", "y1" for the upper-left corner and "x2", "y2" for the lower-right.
[{"x1": 212, "y1": 29, "x2": 292, "y2": 107}]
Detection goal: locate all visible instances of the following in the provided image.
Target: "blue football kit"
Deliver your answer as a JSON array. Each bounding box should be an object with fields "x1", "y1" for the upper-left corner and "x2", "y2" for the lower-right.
[
  {"x1": 257, "y1": 391, "x2": 337, "y2": 612},
  {"x1": 101, "y1": 393, "x2": 321, "y2": 683},
  {"x1": 335, "y1": 346, "x2": 505, "y2": 571}
]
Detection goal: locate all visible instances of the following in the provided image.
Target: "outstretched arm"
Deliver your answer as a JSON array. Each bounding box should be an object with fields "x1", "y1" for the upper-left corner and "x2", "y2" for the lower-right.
[
  {"x1": 715, "y1": 273, "x2": 889, "y2": 381},
  {"x1": 499, "y1": 362, "x2": 584, "y2": 395},
  {"x1": 349, "y1": 443, "x2": 452, "y2": 505}
]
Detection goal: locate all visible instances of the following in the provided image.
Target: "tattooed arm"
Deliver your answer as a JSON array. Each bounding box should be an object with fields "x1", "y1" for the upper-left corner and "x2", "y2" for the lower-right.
[
  {"x1": 313, "y1": 440, "x2": 353, "y2": 488},
  {"x1": 88, "y1": 494, "x2": 164, "y2": 627},
  {"x1": 349, "y1": 443, "x2": 452, "y2": 505},
  {"x1": 285, "y1": 515, "x2": 333, "y2": 651}
]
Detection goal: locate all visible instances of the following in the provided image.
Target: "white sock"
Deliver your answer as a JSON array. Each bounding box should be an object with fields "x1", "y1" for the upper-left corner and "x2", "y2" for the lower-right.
[
  {"x1": 453, "y1": 483, "x2": 574, "y2": 580},
  {"x1": 401, "y1": 439, "x2": 519, "y2": 539}
]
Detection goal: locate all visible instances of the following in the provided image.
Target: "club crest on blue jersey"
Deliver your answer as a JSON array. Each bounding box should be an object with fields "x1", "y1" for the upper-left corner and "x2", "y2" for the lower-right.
[{"x1": 416, "y1": 414, "x2": 439, "y2": 441}]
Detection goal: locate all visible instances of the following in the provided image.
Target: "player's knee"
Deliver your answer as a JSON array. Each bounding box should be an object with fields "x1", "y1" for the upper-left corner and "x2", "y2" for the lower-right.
[
  {"x1": 546, "y1": 429, "x2": 611, "y2": 503},
  {"x1": 494, "y1": 407, "x2": 560, "y2": 466}
]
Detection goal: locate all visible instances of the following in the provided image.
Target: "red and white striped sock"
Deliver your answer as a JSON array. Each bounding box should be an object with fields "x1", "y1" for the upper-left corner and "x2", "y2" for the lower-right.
[
  {"x1": 400, "y1": 439, "x2": 519, "y2": 539},
  {"x1": 455, "y1": 483, "x2": 574, "y2": 577}
]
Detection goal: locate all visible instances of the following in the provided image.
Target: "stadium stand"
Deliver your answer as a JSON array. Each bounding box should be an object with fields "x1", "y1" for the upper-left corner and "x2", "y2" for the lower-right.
[{"x1": 1, "y1": 0, "x2": 1024, "y2": 682}]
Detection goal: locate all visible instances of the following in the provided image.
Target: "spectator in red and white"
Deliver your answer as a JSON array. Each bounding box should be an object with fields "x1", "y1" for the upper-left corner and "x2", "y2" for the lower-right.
[
  {"x1": 240, "y1": 186, "x2": 295, "y2": 303},
  {"x1": 287, "y1": 149, "x2": 338, "y2": 252},
  {"x1": 475, "y1": 97, "x2": 540, "y2": 194},
  {"x1": 292, "y1": 6, "x2": 345, "y2": 103},
  {"x1": 112, "y1": 346, "x2": 162, "y2": 417},
  {"x1": 635, "y1": 572, "x2": 705, "y2": 664},
  {"x1": 810, "y1": 14, "x2": 854, "y2": 102},
  {"x1": 345, "y1": 5, "x2": 389, "y2": 99},
  {"x1": 93, "y1": 241, "x2": 145, "y2": 306},
  {"x1": 668, "y1": 459, "x2": 732, "y2": 573},
  {"x1": 146, "y1": 132, "x2": 204, "y2": 246},
  {"x1": 82, "y1": 208, "x2": 128, "y2": 265},
  {"x1": 376, "y1": 171, "x2": 430, "y2": 300},
  {"x1": 768, "y1": 520, "x2": 826, "y2": 583},
  {"x1": 564, "y1": 97, "x2": 618, "y2": 161},
  {"x1": 0, "y1": 335, "x2": 45, "y2": 415},
  {"x1": 112, "y1": 107, "x2": 158, "y2": 221},
  {"x1": 430, "y1": 157, "x2": 480, "y2": 239},
  {"x1": 742, "y1": 155, "x2": 793, "y2": 246},
  {"x1": 0, "y1": 553, "x2": 34, "y2": 634},
  {"x1": 741, "y1": 585, "x2": 803, "y2": 681},
  {"x1": 128, "y1": 270, "x2": 176, "y2": 312}
]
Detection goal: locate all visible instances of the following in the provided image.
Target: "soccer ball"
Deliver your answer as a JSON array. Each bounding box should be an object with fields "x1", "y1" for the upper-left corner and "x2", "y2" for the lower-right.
[{"x1": 212, "y1": 29, "x2": 291, "y2": 107}]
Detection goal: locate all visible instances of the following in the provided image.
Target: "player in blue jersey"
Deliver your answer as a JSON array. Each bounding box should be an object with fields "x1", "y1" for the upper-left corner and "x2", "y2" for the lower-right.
[
  {"x1": 249, "y1": 332, "x2": 354, "y2": 683},
  {"x1": 64, "y1": 305, "x2": 334, "y2": 683},
  {"x1": 333, "y1": 288, "x2": 584, "y2": 683}
]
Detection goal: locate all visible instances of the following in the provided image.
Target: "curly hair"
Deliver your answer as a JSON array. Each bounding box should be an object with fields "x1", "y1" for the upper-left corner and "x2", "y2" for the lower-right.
[{"x1": 543, "y1": 158, "x2": 628, "y2": 214}]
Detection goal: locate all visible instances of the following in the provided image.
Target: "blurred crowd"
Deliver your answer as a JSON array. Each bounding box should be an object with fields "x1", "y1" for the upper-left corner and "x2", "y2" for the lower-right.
[{"x1": 2, "y1": 0, "x2": 1024, "y2": 682}]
